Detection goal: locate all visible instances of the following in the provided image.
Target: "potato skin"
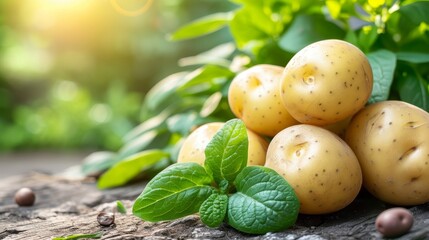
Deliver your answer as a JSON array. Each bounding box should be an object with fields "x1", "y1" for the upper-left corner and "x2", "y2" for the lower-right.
[
  {"x1": 280, "y1": 39, "x2": 373, "y2": 125},
  {"x1": 177, "y1": 122, "x2": 268, "y2": 166},
  {"x1": 228, "y1": 64, "x2": 298, "y2": 137},
  {"x1": 345, "y1": 101, "x2": 429, "y2": 205},
  {"x1": 265, "y1": 124, "x2": 362, "y2": 214}
]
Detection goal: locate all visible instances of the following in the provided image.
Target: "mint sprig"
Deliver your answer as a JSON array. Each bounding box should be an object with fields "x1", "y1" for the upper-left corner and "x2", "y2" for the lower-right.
[
  {"x1": 204, "y1": 118, "x2": 248, "y2": 186},
  {"x1": 228, "y1": 166, "x2": 300, "y2": 234},
  {"x1": 132, "y1": 119, "x2": 300, "y2": 234},
  {"x1": 132, "y1": 162, "x2": 215, "y2": 222}
]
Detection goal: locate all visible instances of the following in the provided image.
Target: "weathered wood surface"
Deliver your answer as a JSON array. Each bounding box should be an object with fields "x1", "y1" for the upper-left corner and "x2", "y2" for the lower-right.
[{"x1": 0, "y1": 172, "x2": 428, "y2": 240}]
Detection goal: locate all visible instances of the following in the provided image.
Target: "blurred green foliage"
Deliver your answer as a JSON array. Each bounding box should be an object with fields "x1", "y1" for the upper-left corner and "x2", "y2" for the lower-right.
[
  {"x1": 87, "y1": 0, "x2": 429, "y2": 189},
  {"x1": 0, "y1": 0, "x2": 235, "y2": 151}
]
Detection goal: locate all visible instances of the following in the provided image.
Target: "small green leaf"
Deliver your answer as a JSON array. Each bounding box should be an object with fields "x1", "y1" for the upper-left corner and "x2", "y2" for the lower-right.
[
  {"x1": 169, "y1": 12, "x2": 232, "y2": 41},
  {"x1": 279, "y1": 14, "x2": 345, "y2": 53},
  {"x1": 227, "y1": 166, "x2": 300, "y2": 234},
  {"x1": 396, "y1": 52, "x2": 429, "y2": 64},
  {"x1": 97, "y1": 150, "x2": 168, "y2": 189},
  {"x1": 116, "y1": 200, "x2": 127, "y2": 214},
  {"x1": 132, "y1": 163, "x2": 215, "y2": 222},
  {"x1": 52, "y1": 232, "x2": 102, "y2": 240},
  {"x1": 397, "y1": 67, "x2": 429, "y2": 112},
  {"x1": 204, "y1": 119, "x2": 248, "y2": 185},
  {"x1": 199, "y1": 193, "x2": 228, "y2": 228},
  {"x1": 81, "y1": 151, "x2": 117, "y2": 176},
  {"x1": 367, "y1": 49, "x2": 397, "y2": 104}
]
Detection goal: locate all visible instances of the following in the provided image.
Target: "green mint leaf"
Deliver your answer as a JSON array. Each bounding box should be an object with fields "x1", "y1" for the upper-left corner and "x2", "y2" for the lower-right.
[
  {"x1": 204, "y1": 118, "x2": 248, "y2": 185},
  {"x1": 132, "y1": 162, "x2": 215, "y2": 222},
  {"x1": 367, "y1": 49, "x2": 397, "y2": 104},
  {"x1": 116, "y1": 200, "x2": 127, "y2": 214},
  {"x1": 227, "y1": 166, "x2": 300, "y2": 234},
  {"x1": 199, "y1": 193, "x2": 228, "y2": 228},
  {"x1": 52, "y1": 232, "x2": 102, "y2": 240},
  {"x1": 219, "y1": 179, "x2": 229, "y2": 194},
  {"x1": 169, "y1": 12, "x2": 232, "y2": 41},
  {"x1": 97, "y1": 150, "x2": 169, "y2": 189}
]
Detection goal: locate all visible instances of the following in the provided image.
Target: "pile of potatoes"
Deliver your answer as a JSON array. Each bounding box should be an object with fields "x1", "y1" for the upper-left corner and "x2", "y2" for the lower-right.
[{"x1": 178, "y1": 39, "x2": 429, "y2": 214}]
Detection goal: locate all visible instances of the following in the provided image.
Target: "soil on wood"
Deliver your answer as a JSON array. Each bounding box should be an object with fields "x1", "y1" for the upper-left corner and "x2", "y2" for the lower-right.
[{"x1": 0, "y1": 172, "x2": 428, "y2": 240}]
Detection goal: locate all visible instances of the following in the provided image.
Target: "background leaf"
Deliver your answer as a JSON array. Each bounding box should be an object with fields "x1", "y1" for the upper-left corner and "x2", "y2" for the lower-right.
[
  {"x1": 396, "y1": 1, "x2": 429, "y2": 26},
  {"x1": 140, "y1": 72, "x2": 188, "y2": 119},
  {"x1": 204, "y1": 119, "x2": 248, "y2": 185},
  {"x1": 123, "y1": 109, "x2": 172, "y2": 143},
  {"x1": 227, "y1": 166, "x2": 300, "y2": 234},
  {"x1": 132, "y1": 162, "x2": 215, "y2": 222},
  {"x1": 279, "y1": 14, "x2": 345, "y2": 53},
  {"x1": 229, "y1": 8, "x2": 270, "y2": 49},
  {"x1": 81, "y1": 151, "x2": 117, "y2": 176},
  {"x1": 117, "y1": 129, "x2": 171, "y2": 160},
  {"x1": 170, "y1": 12, "x2": 232, "y2": 41},
  {"x1": 97, "y1": 150, "x2": 169, "y2": 189},
  {"x1": 396, "y1": 52, "x2": 429, "y2": 64},
  {"x1": 199, "y1": 193, "x2": 228, "y2": 228},
  {"x1": 178, "y1": 42, "x2": 235, "y2": 67},
  {"x1": 177, "y1": 65, "x2": 234, "y2": 96},
  {"x1": 367, "y1": 49, "x2": 397, "y2": 104},
  {"x1": 166, "y1": 112, "x2": 217, "y2": 136},
  {"x1": 396, "y1": 66, "x2": 429, "y2": 111}
]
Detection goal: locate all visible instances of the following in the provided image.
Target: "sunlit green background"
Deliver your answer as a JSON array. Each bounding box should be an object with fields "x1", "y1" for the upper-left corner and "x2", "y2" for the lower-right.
[{"x1": 0, "y1": 0, "x2": 235, "y2": 151}]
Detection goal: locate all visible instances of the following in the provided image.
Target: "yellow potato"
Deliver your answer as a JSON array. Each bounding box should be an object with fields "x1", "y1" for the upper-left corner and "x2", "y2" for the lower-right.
[
  {"x1": 265, "y1": 124, "x2": 362, "y2": 214},
  {"x1": 177, "y1": 122, "x2": 268, "y2": 166},
  {"x1": 345, "y1": 101, "x2": 429, "y2": 205},
  {"x1": 280, "y1": 39, "x2": 373, "y2": 125},
  {"x1": 228, "y1": 64, "x2": 298, "y2": 137}
]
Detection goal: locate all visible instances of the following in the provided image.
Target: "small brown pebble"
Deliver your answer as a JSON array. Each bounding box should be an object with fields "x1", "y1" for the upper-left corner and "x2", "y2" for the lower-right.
[
  {"x1": 375, "y1": 207, "x2": 414, "y2": 238},
  {"x1": 14, "y1": 188, "x2": 35, "y2": 206},
  {"x1": 97, "y1": 212, "x2": 115, "y2": 226}
]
